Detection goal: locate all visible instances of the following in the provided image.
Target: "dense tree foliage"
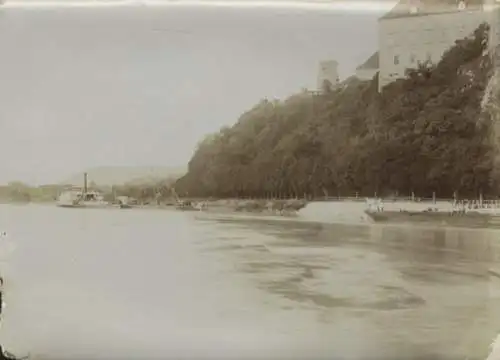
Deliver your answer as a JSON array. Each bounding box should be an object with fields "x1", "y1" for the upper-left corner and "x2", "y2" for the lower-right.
[
  {"x1": 176, "y1": 24, "x2": 498, "y2": 199},
  {"x1": 0, "y1": 183, "x2": 65, "y2": 203}
]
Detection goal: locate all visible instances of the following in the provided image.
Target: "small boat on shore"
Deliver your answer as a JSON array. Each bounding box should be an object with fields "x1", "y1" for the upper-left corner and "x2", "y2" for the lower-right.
[
  {"x1": 364, "y1": 209, "x2": 495, "y2": 227},
  {"x1": 116, "y1": 196, "x2": 134, "y2": 209},
  {"x1": 363, "y1": 196, "x2": 500, "y2": 228},
  {"x1": 175, "y1": 200, "x2": 204, "y2": 211}
]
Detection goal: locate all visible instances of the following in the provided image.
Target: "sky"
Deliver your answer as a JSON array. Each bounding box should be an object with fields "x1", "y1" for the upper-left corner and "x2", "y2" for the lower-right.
[{"x1": 0, "y1": 0, "x2": 393, "y2": 185}]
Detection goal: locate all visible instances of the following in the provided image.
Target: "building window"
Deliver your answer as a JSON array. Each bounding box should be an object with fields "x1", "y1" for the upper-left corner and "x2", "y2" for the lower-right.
[{"x1": 393, "y1": 55, "x2": 400, "y2": 65}]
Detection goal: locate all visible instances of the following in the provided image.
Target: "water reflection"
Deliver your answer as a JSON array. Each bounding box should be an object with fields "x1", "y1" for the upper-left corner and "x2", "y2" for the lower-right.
[
  {"x1": 1, "y1": 205, "x2": 500, "y2": 360},
  {"x1": 196, "y1": 216, "x2": 500, "y2": 359}
]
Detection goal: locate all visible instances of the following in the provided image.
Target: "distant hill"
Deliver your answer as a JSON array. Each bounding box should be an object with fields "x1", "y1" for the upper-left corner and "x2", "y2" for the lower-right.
[{"x1": 61, "y1": 166, "x2": 186, "y2": 187}]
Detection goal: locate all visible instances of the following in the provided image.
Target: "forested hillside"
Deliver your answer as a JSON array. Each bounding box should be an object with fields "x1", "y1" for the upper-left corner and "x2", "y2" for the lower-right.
[{"x1": 176, "y1": 24, "x2": 496, "y2": 199}]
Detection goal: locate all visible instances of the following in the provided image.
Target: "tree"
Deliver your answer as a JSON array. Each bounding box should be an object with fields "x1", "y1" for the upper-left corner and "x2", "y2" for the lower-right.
[{"x1": 176, "y1": 23, "x2": 496, "y2": 199}]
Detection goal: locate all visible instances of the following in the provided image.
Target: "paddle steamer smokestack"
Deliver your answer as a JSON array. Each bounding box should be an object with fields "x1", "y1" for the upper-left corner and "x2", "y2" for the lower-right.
[{"x1": 84, "y1": 172, "x2": 88, "y2": 193}]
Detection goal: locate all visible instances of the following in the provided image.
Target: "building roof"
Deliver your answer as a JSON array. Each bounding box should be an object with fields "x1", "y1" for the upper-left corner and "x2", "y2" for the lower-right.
[
  {"x1": 379, "y1": 0, "x2": 485, "y2": 20},
  {"x1": 356, "y1": 52, "x2": 379, "y2": 70}
]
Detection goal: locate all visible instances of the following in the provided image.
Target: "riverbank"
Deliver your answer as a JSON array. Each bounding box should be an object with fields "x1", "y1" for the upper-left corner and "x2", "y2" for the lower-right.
[
  {"x1": 45, "y1": 198, "x2": 308, "y2": 215},
  {"x1": 39, "y1": 197, "x2": 460, "y2": 214},
  {"x1": 31, "y1": 196, "x2": 500, "y2": 230}
]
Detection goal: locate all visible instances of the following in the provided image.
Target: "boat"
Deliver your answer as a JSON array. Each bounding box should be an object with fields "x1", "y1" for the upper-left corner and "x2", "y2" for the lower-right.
[
  {"x1": 116, "y1": 196, "x2": 134, "y2": 209},
  {"x1": 57, "y1": 190, "x2": 109, "y2": 208},
  {"x1": 57, "y1": 173, "x2": 109, "y2": 209},
  {"x1": 364, "y1": 208, "x2": 500, "y2": 228},
  {"x1": 175, "y1": 200, "x2": 200, "y2": 211}
]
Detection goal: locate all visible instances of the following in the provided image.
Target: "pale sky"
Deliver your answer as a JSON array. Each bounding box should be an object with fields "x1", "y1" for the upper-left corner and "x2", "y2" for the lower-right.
[{"x1": 0, "y1": 1, "x2": 391, "y2": 185}]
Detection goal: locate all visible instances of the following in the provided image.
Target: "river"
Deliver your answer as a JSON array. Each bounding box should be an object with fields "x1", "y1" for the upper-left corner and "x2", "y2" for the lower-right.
[{"x1": 0, "y1": 203, "x2": 498, "y2": 359}]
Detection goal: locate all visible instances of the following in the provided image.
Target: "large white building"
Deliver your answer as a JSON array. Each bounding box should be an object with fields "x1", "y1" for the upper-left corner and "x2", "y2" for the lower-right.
[
  {"x1": 353, "y1": 0, "x2": 500, "y2": 91},
  {"x1": 378, "y1": 0, "x2": 488, "y2": 91},
  {"x1": 487, "y1": 0, "x2": 500, "y2": 59},
  {"x1": 317, "y1": 60, "x2": 339, "y2": 91}
]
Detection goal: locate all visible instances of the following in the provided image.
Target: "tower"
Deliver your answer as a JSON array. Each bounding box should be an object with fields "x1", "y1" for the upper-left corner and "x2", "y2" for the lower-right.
[
  {"x1": 487, "y1": 0, "x2": 500, "y2": 61},
  {"x1": 317, "y1": 60, "x2": 339, "y2": 92}
]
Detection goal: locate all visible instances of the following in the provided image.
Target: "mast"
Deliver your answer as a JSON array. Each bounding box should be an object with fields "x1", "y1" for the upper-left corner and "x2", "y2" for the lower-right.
[{"x1": 83, "y1": 172, "x2": 88, "y2": 194}]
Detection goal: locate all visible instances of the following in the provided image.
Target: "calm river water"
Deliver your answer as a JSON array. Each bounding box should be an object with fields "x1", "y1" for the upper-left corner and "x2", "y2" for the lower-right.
[{"x1": 0, "y1": 203, "x2": 498, "y2": 360}]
